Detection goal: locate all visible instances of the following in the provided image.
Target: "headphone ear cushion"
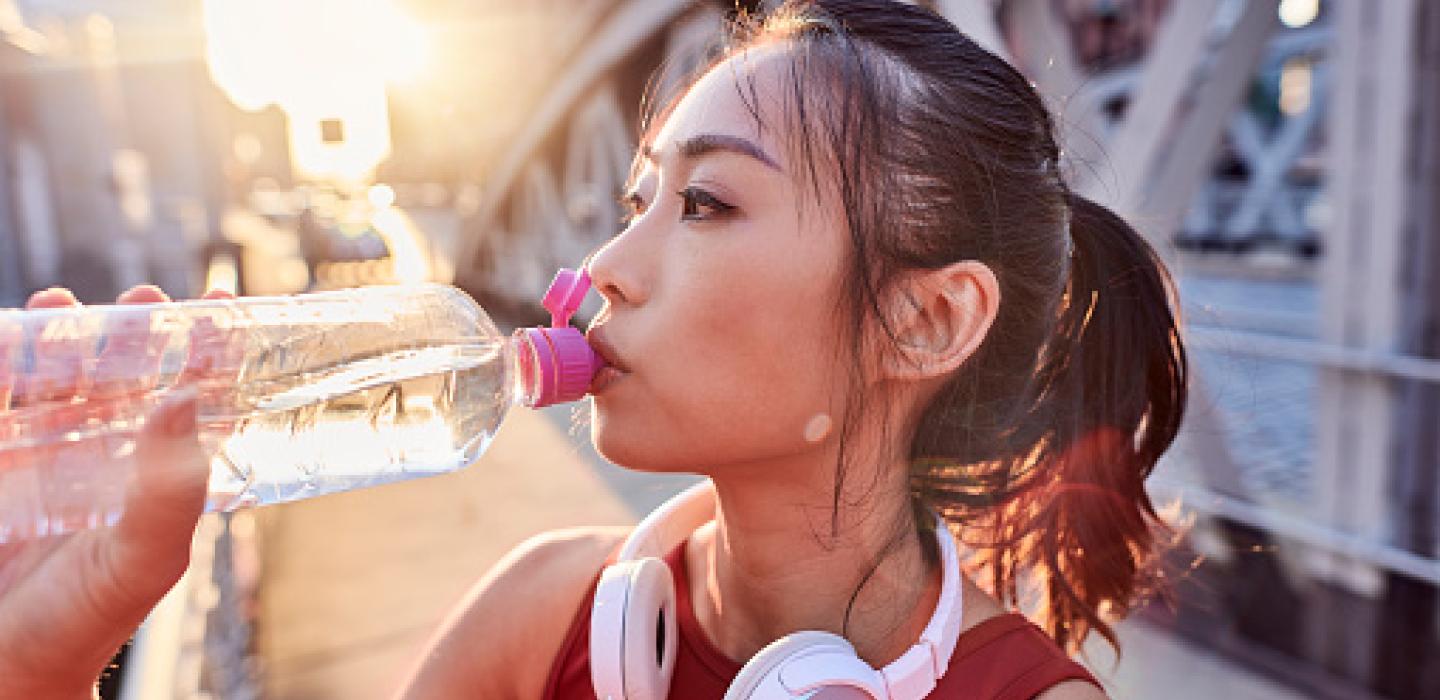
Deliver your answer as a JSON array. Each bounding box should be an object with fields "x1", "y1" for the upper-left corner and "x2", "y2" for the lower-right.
[
  {"x1": 591, "y1": 558, "x2": 679, "y2": 700},
  {"x1": 723, "y1": 631, "x2": 885, "y2": 700}
]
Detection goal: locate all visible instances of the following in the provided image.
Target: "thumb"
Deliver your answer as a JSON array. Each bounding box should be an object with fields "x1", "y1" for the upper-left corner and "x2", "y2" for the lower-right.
[{"x1": 111, "y1": 387, "x2": 208, "y2": 587}]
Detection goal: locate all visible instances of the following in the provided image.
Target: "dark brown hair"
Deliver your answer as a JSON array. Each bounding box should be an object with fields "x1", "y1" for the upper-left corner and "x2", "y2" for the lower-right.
[{"x1": 631, "y1": 0, "x2": 1188, "y2": 655}]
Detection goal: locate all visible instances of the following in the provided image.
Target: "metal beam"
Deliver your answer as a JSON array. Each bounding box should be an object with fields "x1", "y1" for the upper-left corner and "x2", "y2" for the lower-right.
[
  {"x1": 1314, "y1": 0, "x2": 1420, "y2": 599},
  {"x1": 457, "y1": 0, "x2": 694, "y2": 275},
  {"x1": 1024, "y1": 0, "x2": 1299, "y2": 594},
  {"x1": 1137, "y1": 0, "x2": 1279, "y2": 258},
  {"x1": 1078, "y1": 0, "x2": 1222, "y2": 212},
  {"x1": 1002, "y1": 0, "x2": 1082, "y2": 92},
  {"x1": 1379, "y1": 2, "x2": 1440, "y2": 692},
  {"x1": 1187, "y1": 326, "x2": 1440, "y2": 385},
  {"x1": 1088, "y1": 2, "x2": 1285, "y2": 567},
  {"x1": 1221, "y1": 69, "x2": 1326, "y2": 239},
  {"x1": 1395, "y1": 0, "x2": 1440, "y2": 561},
  {"x1": 1150, "y1": 478, "x2": 1440, "y2": 587},
  {"x1": 1002, "y1": 0, "x2": 1110, "y2": 196}
]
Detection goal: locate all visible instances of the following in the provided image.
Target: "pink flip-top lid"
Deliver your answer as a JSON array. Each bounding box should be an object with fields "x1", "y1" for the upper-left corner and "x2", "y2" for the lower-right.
[{"x1": 516, "y1": 268, "x2": 606, "y2": 408}]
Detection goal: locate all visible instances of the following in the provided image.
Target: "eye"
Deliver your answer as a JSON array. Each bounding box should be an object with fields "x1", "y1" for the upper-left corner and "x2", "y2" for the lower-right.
[
  {"x1": 618, "y1": 191, "x2": 646, "y2": 225},
  {"x1": 677, "y1": 186, "x2": 735, "y2": 222}
]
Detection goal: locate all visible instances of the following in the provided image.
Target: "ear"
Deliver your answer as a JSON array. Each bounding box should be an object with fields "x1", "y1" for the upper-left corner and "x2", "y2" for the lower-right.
[{"x1": 880, "y1": 260, "x2": 1000, "y2": 381}]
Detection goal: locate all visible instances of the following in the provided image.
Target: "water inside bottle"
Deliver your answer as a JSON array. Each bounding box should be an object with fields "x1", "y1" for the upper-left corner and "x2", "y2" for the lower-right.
[{"x1": 0, "y1": 341, "x2": 512, "y2": 542}]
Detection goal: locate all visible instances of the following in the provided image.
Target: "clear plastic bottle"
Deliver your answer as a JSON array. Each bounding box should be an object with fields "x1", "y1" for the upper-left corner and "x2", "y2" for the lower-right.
[{"x1": 0, "y1": 270, "x2": 604, "y2": 542}]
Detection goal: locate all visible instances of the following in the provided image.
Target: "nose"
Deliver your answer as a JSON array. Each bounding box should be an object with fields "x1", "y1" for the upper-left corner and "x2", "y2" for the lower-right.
[{"x1": 586, "y1": 226, "x2": 647, "y2": 308}]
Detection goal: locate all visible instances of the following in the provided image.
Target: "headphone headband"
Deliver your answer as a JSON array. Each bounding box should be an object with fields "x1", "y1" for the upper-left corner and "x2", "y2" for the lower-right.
[
  {"x1": 617, "y1": 480, "x2": 716, "y2": 562},
  {"x1": 916, "y1": 509, "x2": 963, "y2": 679}
]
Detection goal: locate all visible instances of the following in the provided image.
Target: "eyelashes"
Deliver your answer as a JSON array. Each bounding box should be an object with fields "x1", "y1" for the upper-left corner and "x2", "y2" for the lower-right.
[
  {"x1": 677, "y1": 186, "x2": 735, "y2": 221},
  {"x1": 618, "y1": 186, "x2": 735, "y2": 225}
]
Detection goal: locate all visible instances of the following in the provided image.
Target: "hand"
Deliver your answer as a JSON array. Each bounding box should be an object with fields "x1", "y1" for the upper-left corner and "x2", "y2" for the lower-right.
[{"x1": 0, "y1": 285, "x2": 235, "y2": 698}]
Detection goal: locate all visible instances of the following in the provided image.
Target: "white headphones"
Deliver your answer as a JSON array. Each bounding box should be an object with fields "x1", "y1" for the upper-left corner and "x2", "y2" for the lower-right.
[{"x1": 589, "y1": 480, "x2": 965, "y2": 700}]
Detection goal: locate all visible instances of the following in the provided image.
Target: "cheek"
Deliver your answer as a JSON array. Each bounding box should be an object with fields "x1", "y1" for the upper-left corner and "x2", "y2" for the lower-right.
[
  {"x1": 696, "y1": 285, "x2": 835, "y2": 408},
  {"x1": 589, "y1": 199, "x2": 851, "y2": 471},
  {"x1": 603, "y1": 263, "x2": 844, "y2": 469},
  {"x1": 592, "y1": 355, "x2": 840, "y2": 473}
]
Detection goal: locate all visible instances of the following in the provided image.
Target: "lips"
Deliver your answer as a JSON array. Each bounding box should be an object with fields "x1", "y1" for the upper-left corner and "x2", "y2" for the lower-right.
[
  {"x1": 585, "y1": 327, "x2": 630, "y2": 394},
  {"x1": 585, "y1": 327, "x2": 630, "y2": 373}
]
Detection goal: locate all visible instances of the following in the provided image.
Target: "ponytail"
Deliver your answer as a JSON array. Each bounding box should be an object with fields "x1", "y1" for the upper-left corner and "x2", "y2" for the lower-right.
[
  {"x1": 914, "y1": 193, "x2": 1190, "y2": 656},
  {"x1": 1011, "y1": 193, "x2": 1189, "y2": 653}
]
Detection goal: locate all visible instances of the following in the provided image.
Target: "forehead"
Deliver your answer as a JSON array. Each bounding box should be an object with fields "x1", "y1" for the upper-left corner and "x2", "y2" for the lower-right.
[{"x1": 650, "y1": 44, "x2": 796, "y2": 165}]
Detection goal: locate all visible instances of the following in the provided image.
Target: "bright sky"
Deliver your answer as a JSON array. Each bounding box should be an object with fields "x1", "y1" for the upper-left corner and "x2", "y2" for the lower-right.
[{"x1": 202, "y1": 0, "x2": 429, "y2": 181}]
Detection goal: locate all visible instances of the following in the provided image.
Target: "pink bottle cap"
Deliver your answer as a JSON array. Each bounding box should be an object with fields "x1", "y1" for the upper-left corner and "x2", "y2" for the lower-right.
[{"x1": 516, "y1": 268, "x2": 606, "y2": 408}]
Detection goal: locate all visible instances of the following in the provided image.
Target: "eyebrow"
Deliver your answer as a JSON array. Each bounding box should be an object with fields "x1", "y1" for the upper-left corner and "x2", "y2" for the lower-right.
[{"x1": 641, "y1": 133, "x2": 781, "y2": 172}]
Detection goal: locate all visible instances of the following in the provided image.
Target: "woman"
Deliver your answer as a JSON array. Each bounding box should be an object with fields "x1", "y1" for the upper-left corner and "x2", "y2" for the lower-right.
[
  {"x1": 0, "y1": 1, "x2": 1185, "y2": 698},
  {"x1": 403, "y1": 1, "x2": 1184, "y2": 698}
]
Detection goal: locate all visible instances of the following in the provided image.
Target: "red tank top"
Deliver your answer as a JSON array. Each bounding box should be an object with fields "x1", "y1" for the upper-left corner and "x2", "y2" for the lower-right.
[{"x1": 542, "y1": 540, "x2": 1103, "y2": 699}]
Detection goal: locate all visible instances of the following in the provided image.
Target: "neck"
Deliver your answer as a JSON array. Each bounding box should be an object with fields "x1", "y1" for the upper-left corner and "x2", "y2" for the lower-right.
[{"x1": 687, "y1": 446, "x2": 940, "y2": 668}]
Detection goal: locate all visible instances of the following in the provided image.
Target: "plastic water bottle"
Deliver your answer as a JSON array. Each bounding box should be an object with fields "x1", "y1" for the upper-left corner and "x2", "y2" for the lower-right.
[{"x1": 0, "y1": 269, "x2": 605, "y2": 542}]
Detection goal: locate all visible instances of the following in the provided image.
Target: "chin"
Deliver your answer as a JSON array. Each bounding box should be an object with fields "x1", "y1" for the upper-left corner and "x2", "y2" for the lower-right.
[
  {"x1": 593, "y1": 430, "x2": 677, "y2": 473},
  {"x1": 589, "y1": 415, "x2": 700, "y2": 474}
]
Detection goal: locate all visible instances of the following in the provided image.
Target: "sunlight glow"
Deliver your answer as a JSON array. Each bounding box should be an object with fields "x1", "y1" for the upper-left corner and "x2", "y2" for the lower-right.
[
  {"x1": 370, "y1": 206, "x2": 432, "y2": 284},
  {"x1": 366, "y1": 184, "x2": 397, "y2": 210},
  {"x1": 204, "y1": 252, "x2": 239, "y2": 295},
  {"x1": 1279, "y1": 57, "x2": 1313, "y2": 116},
  {"x1": 1278, "y1": 0, "x2": 1320, "y2": 29},
  {"x1": 202, "y1": 0, "x2": 431, "y2": 182}
]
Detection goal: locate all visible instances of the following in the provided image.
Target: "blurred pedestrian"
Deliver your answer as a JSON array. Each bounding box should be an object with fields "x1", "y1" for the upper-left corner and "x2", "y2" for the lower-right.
[{"x1": 296, "y1": 203, "x2": 327, "y2": 289}]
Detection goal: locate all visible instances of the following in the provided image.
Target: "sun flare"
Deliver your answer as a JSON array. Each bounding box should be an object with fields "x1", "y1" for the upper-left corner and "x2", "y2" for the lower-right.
[{"x1": 202, "y1": 0, "x2": 430, "y2": 182}]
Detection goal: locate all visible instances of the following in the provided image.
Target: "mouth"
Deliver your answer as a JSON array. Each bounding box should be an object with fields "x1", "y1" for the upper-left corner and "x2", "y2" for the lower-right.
[{"x1": 585, "y1": 327, "x2": 631, "y2": 393}]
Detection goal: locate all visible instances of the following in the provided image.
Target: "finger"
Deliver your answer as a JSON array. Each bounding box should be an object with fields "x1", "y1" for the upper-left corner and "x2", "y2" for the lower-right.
[
  {"x1": 114, "y1": 284, "x2": 169, "y2": 306},
  {"x1": 0, "y1": 392, "x2": 202, "y2": 688},
  {"x1": 13, "y1": 291, "x2": 90, "y2": 476},
  {"x1": 0, "y1": 306, "x2": 21, "y2": 449},
  {"x1": 178, "y1": 290, "x2": 241, "y2": 385},
  {"x1": 17, "y1": 289, "x2": 87, "y2": 406},
  {"x1": 0, "y1": 311, "x2": 19, "y2": 412},
  {"x1": 0, "y1": 321, "x2": 16, "y2": 471},
  {"x1": 112, "y1": 387, "x2": 206, "y2": 586},
  {"x1": 93, "y1": 285, "x2": 173, "y2": 397},
  {"x1": 25, "y1": 287, "x2": 79, "y2": 310},
  {"x1": 177, "y1": 291, "x2": 243, "y2": 443}
]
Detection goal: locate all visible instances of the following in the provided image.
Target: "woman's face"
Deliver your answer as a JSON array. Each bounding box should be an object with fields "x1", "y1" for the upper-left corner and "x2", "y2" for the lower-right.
[{"x1": 586, "y1": 47, "x2": 854, "y2": 474}]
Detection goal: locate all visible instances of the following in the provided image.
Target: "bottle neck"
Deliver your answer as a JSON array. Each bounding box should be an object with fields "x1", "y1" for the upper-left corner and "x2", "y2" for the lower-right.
[{"x1": 509, "y1": 325, "x2": 603, "y2": 408}]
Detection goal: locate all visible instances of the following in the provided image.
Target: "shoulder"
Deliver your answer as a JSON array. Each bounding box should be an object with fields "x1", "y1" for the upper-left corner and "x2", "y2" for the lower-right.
[
  {"x1": 397, "y1": 526, "x2": 632, "y2": 700},
  {"x1": 1033, "y1": 679, "x2": 1109, "y2": 699},
  {"x1": 483, "y1": 526, "x2": 633, "y2": 601},
  {"x1": 472, "y1": 526, "x2": 633, "y2": 623}
]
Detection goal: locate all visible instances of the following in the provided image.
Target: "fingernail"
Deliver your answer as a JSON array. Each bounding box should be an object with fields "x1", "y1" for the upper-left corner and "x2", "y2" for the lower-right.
[{"x1": 161, "y1": 387, "x2": 198, "y2": 437}]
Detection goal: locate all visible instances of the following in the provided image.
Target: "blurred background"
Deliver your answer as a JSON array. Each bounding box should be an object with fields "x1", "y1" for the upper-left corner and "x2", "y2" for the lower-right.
[{"x1": 0, "y1": 0, "x2": 1436, "y2": 698}]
